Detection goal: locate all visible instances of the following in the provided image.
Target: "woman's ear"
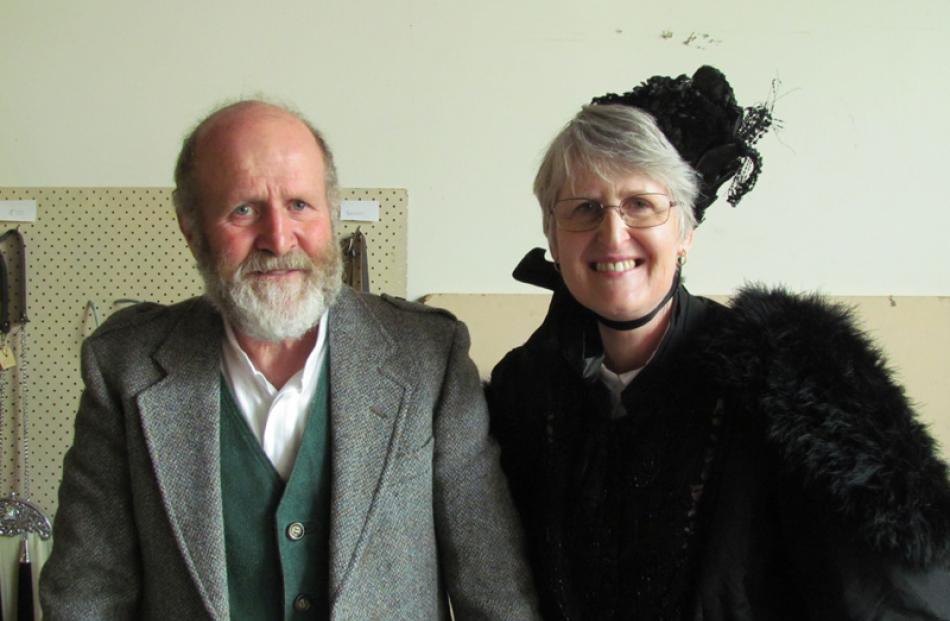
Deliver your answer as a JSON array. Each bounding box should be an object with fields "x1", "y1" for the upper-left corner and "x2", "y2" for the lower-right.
[
  {"x1": 547, "y1": 230, "x2": 559, "y2": 263},
  {"x1": 679, "y1": 227, "x2": 694, "y2": 255}
]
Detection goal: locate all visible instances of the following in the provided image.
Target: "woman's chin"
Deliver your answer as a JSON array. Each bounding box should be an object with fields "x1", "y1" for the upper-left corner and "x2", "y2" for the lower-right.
[{"x1": 590, "y1": 294, "x2": 673, "y2": 325}]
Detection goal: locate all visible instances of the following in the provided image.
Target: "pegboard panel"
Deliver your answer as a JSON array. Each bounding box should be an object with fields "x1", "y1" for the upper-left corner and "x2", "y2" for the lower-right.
[
  {"x1": 0, "y1": 231, "x2": 32, "y2": 509},
  {"x1": 337, "y1": 188, "x2": 407, "y2": 296},
  {"x1": 0, "y1": 187, "x2": 407, "y2": 517}
]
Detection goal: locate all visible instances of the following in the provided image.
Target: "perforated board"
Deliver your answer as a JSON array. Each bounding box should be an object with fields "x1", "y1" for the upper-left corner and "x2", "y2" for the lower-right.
[{"x1": 0, "y1": 187, "x2": 407, "y2": 517}]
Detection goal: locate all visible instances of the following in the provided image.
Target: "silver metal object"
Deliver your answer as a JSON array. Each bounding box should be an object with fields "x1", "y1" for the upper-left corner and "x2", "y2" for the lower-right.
[
  {"x1": 0, "y1": 229, "x2": 51, "y2": 540},
  {"x1": 340, "y1": 227, "x2": 370, "y2": 293},
  {"x1": 0, "y1": 494, "x2": 50, "y2": 540}
]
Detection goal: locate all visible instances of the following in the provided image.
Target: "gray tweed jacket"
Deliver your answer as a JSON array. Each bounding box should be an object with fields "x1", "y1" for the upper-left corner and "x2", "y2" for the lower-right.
[{"x1": 40, "y1": 287, "x2": 540, "y2": 620}]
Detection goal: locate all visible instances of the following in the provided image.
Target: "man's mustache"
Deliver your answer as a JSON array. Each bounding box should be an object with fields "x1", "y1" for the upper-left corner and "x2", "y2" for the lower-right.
[{"x1": 234, "y1": 250, "x2": 314, "y2": 278}]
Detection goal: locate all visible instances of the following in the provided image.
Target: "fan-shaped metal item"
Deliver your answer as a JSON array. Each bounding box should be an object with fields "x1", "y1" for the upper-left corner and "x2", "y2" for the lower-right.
[{"x1": 0, "y1": 494, "x2": 50, "y2": 540}]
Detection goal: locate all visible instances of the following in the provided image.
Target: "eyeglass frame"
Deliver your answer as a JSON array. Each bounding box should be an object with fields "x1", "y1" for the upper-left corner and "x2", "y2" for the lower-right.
[{"x1": 549, "y1": 193, "x2": 679, "y2": 232}]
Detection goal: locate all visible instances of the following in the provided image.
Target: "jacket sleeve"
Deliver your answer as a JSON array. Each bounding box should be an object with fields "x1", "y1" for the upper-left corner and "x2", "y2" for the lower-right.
[
  {"x1": 722, "y1": 286, "x2": 950, "y2": 618},
  {"x1": 484, "y1": 349, "x2": 549, "y2": 542},
  {"x1": 39, "y1": 337, "x2": 143, "y2": 619},
  {"x1": 432, "y1": 321, "x2": 542, "y2": 621},
  {"x1": 772, "y1": 473, "x2": 950, "y2": 620}
]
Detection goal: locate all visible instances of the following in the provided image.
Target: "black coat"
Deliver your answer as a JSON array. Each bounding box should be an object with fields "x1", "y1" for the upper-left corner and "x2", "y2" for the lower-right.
[{"x1": 487, "y1": 250, "x2": 950, "y2": 621}]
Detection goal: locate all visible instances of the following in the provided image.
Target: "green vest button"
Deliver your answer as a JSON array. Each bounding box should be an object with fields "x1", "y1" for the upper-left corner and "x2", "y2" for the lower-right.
[
  {"x1": 286, "y1": 521, "x2": 306, "y2": 541},
  {"x1": 293, "y1": 594, "x2": 313, "y2": 612}
]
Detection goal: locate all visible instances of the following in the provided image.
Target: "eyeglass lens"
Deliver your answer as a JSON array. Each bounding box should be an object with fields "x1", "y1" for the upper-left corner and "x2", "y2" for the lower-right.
[{"x1": 554, "y1": 194, "x2": 671, "y2": 231}]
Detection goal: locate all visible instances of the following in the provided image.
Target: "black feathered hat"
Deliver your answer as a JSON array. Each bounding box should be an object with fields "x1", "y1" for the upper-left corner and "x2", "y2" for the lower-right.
[{"x1": 592, "y1": 65, "x2": 773, "y2": 224}]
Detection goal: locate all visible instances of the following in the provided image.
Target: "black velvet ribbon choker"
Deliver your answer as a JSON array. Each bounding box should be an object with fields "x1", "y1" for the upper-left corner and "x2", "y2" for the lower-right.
[{"x1": 593, "y1": 268, "x2": 681, "y2": 331}]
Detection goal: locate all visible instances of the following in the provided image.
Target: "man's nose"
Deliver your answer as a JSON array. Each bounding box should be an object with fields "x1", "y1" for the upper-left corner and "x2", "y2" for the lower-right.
[{"x1": 256, "y1": 206, "x2": 296, "y2": 256}]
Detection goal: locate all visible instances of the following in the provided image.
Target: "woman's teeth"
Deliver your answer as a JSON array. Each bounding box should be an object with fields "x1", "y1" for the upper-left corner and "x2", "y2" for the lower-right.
[{"x1": 594, "y1": 259, "x2": 638, "y2": 272}]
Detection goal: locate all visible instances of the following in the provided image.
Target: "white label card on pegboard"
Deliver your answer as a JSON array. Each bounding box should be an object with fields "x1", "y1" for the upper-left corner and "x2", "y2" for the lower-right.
[
  {"x1": 0, "y1": 200, "x2": 37, "y2": 222},
  {"x1": 340, "y1": 200, "x2": 380, "y2": 222}
]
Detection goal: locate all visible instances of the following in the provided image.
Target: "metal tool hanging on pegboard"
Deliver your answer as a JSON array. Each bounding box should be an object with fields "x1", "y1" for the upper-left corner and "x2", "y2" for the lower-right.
[
  {"x1": 340, "y1": 227, "x2": 370, "y2": 293},
  {"x1": 0, "y1": 229, "x2": 50, "y2": 621}
]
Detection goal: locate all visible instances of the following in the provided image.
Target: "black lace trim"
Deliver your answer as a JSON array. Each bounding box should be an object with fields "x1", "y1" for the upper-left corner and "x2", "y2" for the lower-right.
[{"x1": 592, "y1": 65, "x2": 775, "y2": 224}]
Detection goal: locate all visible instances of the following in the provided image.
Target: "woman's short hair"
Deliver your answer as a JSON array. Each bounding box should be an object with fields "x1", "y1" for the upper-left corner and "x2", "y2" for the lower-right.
[{"x1": 534, "y1": 104, "x2": 700, "y2": 241}]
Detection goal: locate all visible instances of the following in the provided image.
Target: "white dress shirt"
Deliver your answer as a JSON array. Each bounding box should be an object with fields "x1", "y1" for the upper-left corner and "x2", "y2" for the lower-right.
[{"x1": 220, "y1": 312, "x2": 329, "y2": 480}]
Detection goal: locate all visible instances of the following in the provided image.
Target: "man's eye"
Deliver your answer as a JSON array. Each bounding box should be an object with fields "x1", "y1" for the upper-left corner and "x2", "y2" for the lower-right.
[
  {"x1": 233, "y1": 204, "x2": 253, "y2": 217},
  {"x1": 290, "y1": 200, "x2": 309, "y2": 211}
]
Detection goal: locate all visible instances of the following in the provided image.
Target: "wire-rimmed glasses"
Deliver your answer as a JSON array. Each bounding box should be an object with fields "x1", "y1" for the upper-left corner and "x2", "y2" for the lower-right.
[{"x1": 551, "y1": 194, "x2": 677, "y2": 232}]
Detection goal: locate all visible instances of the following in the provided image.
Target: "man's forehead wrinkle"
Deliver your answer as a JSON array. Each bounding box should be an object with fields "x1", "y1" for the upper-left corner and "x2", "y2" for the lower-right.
[
  {"x1": 226, "y1": 173, "x2": 308, "y2": 203},
  {"x1": 196, "y1": 120, "x2": 316, "y2": 190},
  {"x1": 200, "y1": 141, "x2": 323, "y2": 212}
]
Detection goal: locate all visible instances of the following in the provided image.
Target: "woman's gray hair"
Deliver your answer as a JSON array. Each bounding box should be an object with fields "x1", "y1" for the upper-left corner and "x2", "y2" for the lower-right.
[{"x1": 534, "y1": 104, "x2": 700, "y2": 241}]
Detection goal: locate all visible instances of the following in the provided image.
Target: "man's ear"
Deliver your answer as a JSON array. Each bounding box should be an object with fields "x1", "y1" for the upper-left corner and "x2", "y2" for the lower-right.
[{"x1": 177, "y1": 211, "x2": 200, "y2": 259}]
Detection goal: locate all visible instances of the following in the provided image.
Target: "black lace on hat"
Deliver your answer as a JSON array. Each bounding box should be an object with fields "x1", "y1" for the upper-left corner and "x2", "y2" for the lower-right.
[{"x1": 591, "y1": 65, "x2": 774, "y2": 224}]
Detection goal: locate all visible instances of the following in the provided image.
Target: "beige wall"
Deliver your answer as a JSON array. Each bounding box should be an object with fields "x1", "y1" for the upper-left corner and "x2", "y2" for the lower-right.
[
  {"x1": 424, "y1": 293, "x2": 950, "y2": 460},
  {"x1": 2, "y1": 0, "x2": 950, "y2": 298}
]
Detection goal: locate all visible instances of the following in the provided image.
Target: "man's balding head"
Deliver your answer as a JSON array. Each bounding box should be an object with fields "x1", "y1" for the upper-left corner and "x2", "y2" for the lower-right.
[{"x1": 173, "y1": 100, "x2": 338, "y2": 237}]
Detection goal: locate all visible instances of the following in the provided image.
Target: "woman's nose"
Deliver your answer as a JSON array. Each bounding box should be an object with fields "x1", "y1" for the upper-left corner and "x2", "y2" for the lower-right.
[{"x1": 596, "y1": 206, "x2": 629, "y2": 245}]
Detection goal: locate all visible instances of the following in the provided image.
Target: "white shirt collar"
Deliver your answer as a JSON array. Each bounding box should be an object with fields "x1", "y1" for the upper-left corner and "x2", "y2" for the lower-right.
[{"x1": 220, "y1": 311, "x2": 329, "y2": 479}]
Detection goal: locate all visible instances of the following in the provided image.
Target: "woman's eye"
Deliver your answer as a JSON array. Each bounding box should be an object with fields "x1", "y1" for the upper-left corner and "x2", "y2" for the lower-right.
[
  {"x1": 626, "y1": 197, "x2": 653, "y2": 212},
  {"x1": 574, "y1": 201, "x2": 601, "y2": 216}
]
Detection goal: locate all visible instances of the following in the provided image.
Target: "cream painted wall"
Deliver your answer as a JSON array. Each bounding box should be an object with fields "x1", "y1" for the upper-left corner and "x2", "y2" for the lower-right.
[{"x1": 2, "y1": 0, "x2": 949, "y2": 298}]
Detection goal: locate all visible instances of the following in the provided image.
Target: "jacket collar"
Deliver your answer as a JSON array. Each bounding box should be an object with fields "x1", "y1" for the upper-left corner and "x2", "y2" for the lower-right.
[
  {"x1": 137, "y1": 297, "x2": 229, "y2": 621},
  {"x1": 513, "y1": 248, "x2": 605, "y2": 381},
  {"x1": 324, "y1": 287, "x2": 409, "y2": 603}
]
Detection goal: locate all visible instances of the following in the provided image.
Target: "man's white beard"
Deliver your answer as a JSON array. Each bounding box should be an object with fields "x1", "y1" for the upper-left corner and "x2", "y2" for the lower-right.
[{"x1": 197, "y1": 241, "x2": 342, "y2": 342}]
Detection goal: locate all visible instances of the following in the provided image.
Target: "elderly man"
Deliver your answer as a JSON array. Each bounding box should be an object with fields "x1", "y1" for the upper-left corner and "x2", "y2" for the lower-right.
[{"x1": 40, "y1": 100, "x2": 540, "y2": 620}]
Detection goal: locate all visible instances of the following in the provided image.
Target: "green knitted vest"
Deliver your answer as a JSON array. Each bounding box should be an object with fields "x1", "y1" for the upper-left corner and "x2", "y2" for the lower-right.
[{"x1": 220, "y1": 361, "x2": 331, "y2": 620}]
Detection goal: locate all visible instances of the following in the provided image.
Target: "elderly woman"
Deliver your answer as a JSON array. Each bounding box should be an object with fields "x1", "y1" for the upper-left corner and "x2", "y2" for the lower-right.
[{"x1": 487, "y1": 66, "x2": 950, "y2": 620}]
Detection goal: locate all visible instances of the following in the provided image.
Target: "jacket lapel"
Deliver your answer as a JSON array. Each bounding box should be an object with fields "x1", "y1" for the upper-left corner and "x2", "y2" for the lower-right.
[
  {"x1": 136, "y1": 299, "x2": 229, "y2": 621},
  {"x1": 326, "y1": 288, "x2": 408, "y2": 600}
]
